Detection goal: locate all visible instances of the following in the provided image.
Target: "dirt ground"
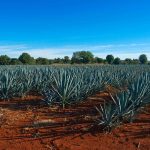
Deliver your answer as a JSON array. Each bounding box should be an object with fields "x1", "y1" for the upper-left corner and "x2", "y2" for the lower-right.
[{"x1": 0, "y1": 92, "x2": 149, "y2": 150}]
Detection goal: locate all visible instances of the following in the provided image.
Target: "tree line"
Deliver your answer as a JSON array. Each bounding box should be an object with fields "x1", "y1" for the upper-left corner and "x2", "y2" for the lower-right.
[{"x1": 0, "y1": 51, "x2": 148, "y2": 65}]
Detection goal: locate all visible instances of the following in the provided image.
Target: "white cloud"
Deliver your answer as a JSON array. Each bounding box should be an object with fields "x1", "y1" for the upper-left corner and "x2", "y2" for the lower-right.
[
  {"x1": 94, "y1": 52, "x2": 150, "y2": 60},
  {"x1": 0, "y1": 43, "x2": 149, "y2": 59}
]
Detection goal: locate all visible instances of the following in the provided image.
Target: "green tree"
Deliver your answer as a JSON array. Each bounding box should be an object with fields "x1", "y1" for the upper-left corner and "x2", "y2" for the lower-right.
[
  {"x1": 0, "y1": 55, "x2": 11, "y2": 65},
  {"x1": 132, "y1": 59, "x2": 139, "y2": 64},
  {"x1": 106, "y1": 55, "x2": 114, "y2": 64},
  {"x1": 49, "y1": 59, "x2": 53, "y2": 64},
  {"x1": 10, "y1": 58, "x2": 22, "y2": 65},
  {"x1": 124, "y1": 58, "x2": 132, "y2": 64},
  {"x1": 36, "y1": 57, "x2": 49, "y2": 65},
  {"x1": 19, "y1": 53, "x2": 35, "y2": 65},
  {"x1": 139, "y1": 54, "x2": 148, "y2": 64},
  {"x1": 95, "y1": 57, "x2": 104, "y2": 64},
  {"x1": 53, "y1": 58, "x2": 63, "y2": 64},
  {"x1": 113, "y1": 57, "x2": 121, "y2": 65},
  {"x1": 63, "y1": 56, "x2": 70, "y2": 64},
  {"x1": 71, "y1": 51, "x2": 94, "y2": 64}
]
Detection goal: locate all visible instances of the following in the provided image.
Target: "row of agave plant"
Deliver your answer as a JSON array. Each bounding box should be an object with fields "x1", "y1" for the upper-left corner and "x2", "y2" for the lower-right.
[
  {"x1": 96, "y1": 72, "x2": 150, "y2": 131},
  {"x1": 0, "y1": 65, "x2": 150, "y2": 111}
]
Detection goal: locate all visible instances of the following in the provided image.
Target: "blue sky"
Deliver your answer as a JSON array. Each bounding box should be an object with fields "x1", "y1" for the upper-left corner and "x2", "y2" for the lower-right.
[{"x1": 0, "y1": 0, "x2": 150, "y2": 59}]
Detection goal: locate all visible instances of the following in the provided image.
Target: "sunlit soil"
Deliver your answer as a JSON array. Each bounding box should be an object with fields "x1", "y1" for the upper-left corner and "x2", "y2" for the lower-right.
[{"x1": 0, "y1": 93, "x2": 149, "y2": 150}]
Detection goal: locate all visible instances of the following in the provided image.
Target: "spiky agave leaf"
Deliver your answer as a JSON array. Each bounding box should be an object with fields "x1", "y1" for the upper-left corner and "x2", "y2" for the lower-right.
[
  {"x1": 95, "y1": 102, "x2": 118, "y2": 131},
  {"x1": 42, "y1": 89, "x2": 58, "y2": 106},
  {"x1": 109, "y1": 91, "x2": 136, "y2": 122},
  {"x1": 129, "y1": 73, "x2": 150, "y2": 110},
  {"x1": 0, "y1": 70, "x2": 20, "y2": 99},
  {"x1": 51, "y1": 69, "x2": 81, "y2": 108}
]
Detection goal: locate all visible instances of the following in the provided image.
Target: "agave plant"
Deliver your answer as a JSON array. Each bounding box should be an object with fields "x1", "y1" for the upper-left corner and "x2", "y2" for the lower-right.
[
  {"x1": 110, "y1": 91, "x2": 136, "y2": 123},
  {"x1": 32, "y1": 68, "x2": 54, "y2": 93},
  {"x1": 0, "y1": 70, "x2": 19, "y2": 99},
  {"x1": 17, "y1": 71, "x2": 34, "y2": 97},
  {"x1": 42, "y1": 89, "x2": 58, "y2": 106},
  {"x1": 51, "y1": 69, "x2": 80, "y2": 108},
  {"x1": 95, "y1": 102, "x2": 117, "y2": 131},
  {"x1": 129, "y1": 73, "x2": 150, "y2": 110}
]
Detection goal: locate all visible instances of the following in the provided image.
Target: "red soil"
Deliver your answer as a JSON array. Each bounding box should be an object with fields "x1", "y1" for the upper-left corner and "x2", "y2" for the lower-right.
[{"x1": 0, "y1": 93, "x2": 149, "y2": 150}]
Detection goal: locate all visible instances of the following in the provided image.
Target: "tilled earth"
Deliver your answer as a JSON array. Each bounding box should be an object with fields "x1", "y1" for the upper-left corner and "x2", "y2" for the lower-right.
[{"x1": 0, "y1": 93, "x2": 149, "y2": 150}]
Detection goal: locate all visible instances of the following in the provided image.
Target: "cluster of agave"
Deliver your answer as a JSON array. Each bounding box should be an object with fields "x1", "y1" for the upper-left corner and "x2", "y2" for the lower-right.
[
  {"x1": 41, "y1": 67, "x2": 109, "y2": 108},
  {"x1": 0, "y1": 65, "x2": 150, "y2": 113},
  {"x1": 0, "y1": 66, "x2": 54, "y2": 99},
  {"x1": 96, "y1": 72, "x2": 150, "y2": 131}
]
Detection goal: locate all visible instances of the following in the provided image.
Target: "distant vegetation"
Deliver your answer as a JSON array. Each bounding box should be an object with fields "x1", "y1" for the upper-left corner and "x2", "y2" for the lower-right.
[{"x1": 0, "y1": 51, "x2": 149, "y2": 65}]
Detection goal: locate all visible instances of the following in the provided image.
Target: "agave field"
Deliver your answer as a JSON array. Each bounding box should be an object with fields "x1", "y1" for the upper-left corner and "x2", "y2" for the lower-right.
[{"x1": 0, "y1": 65, "x2": 150, "y2": 129}]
